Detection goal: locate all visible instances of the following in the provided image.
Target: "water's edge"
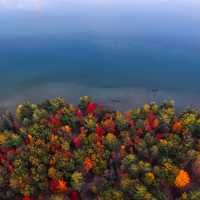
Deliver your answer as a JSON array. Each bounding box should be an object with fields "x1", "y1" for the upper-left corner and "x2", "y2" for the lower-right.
[{"x1": 1, "y1": 82, "x2": 200, "y2": 114}]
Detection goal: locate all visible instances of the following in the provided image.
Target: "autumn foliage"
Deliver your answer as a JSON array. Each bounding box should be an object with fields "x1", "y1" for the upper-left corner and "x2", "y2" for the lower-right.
[{"x1": 0, "y1": 97, "x2": 200, "y2": 200}]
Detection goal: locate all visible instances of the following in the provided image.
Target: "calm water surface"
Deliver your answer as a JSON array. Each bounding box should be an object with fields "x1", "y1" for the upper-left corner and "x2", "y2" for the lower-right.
[{"x1": 0, "y1": 0, "x2": 200, "y2": 110}]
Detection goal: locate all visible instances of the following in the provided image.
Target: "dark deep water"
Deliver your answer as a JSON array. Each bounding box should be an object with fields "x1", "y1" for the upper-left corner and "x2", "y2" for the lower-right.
[{"x1": 0, "y1": 1, "x2": 200, "y2": 110}]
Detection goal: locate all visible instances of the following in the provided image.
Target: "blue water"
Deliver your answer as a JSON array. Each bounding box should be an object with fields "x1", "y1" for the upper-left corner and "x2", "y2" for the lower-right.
[{"x1": 0, "y1": 1, "x2": 200, "y2": 109}]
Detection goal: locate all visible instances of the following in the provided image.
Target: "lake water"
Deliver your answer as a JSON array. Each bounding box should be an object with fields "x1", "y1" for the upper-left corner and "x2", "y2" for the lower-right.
[{"x1": 0, "y1": 0, "x2": 200, "y2": 111}]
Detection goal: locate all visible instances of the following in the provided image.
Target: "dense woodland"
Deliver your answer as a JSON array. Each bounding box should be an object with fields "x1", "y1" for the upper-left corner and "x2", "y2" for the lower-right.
[{"x1": 0, "y1": 97, "x2": 200, "y2": 200}]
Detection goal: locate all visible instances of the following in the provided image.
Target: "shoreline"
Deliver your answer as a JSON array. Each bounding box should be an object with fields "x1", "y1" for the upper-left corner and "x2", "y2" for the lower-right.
[{"x1": 0, "y1": 82, "x2": 200, "y2": 113}]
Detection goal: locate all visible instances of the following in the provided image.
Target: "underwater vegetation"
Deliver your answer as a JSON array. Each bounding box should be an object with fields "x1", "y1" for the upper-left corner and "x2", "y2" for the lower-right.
[{"x1": 0, "y1": 97, "x2": 200, "y2": 200}]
